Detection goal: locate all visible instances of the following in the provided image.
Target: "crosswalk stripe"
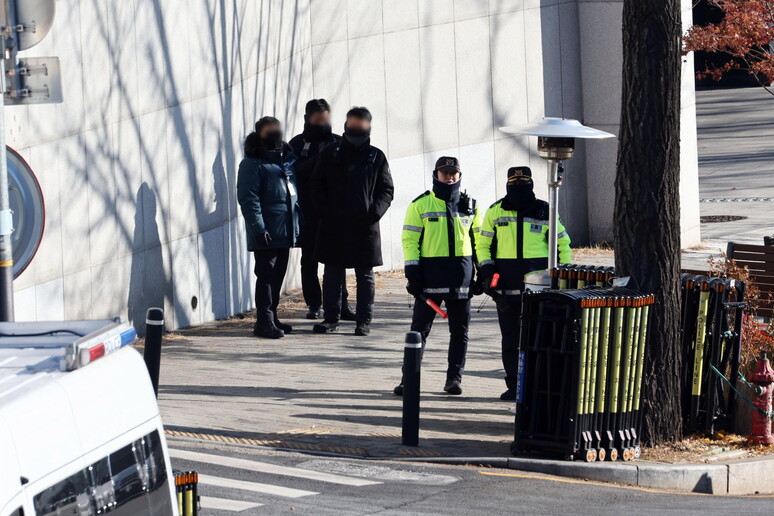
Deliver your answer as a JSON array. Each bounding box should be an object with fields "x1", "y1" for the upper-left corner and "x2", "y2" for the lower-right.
[
  {"x1": 199, "y1": 496, "x2": 263, "y2": 512},
  {"x1": 169, "y1": 448, "x2": 382, "y2": 486},
  {"x1": 199, "y1": 474, "x2": 318, "y2": 498}
]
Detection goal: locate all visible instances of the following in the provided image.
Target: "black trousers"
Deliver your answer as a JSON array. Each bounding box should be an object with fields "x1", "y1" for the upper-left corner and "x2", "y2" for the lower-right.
[
  {"x1": 322, "y1": 265, "x2": 374, "y2": 323},
  {"x1": 496, "y1": 295, "x2": 522, "y2": 389},
  {"x1": 253, "y1": 249, "x2": 290, "y2": 326},
  {"x1": 410, "y1": 297, "x2": 471, "y2": 382},
  {"x1": 300, "y1": 245, "x2": 349, "y2": 310}
]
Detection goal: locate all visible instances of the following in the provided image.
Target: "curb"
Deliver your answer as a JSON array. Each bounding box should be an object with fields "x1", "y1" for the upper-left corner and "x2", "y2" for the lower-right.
[
  {"x1": 166, "y1": 434, "x2": 774, "y2": 495},
  {"x1": 403, "y1": 455, "x2": 774, "y2": 495}
]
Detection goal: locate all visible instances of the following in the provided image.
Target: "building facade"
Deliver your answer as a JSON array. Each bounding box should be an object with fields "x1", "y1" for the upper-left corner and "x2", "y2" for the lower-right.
[{"x1": 10, "y1": 0, "x2": 700, "y2": 330}]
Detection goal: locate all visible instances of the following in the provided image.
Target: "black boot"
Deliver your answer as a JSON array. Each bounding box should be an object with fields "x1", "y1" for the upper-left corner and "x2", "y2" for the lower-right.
[
  {"x1": 313, "y1": 320, "x2": 340, "y2": 334},
  {"x1": 500, "y1": 388, "x2": 517, "y2": 401},
  {"x1": 305, "y1": 306, "x2": 321, "y2": 319},
  {"x1": 341, "y1": 306, "x2": 357, "y2": 321},
  {"x1": 443, "y1": 379, "x2": 462, "y2": 395},
  {"x1": 274, "y1": 319, "x2": 293, "y2": 334},
  {"x1": 253, "y1": 322, "x2": 284, "y2": 339},
  {"x1": 393, "y1": 383, "x2": 404, "y2": 396},
  {"x1": 354, "y1": 322, "x2": 370, "y2": 336}
]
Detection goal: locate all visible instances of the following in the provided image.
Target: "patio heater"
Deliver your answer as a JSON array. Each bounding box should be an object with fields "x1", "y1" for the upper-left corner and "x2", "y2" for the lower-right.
[{"x1": 499, "y1": 118, "x2": 615, "y2": 274}]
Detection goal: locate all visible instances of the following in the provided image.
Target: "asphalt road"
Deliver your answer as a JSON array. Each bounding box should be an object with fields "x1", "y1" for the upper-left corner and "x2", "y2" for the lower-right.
[{"x1": 168, "y1": 440, "x2": 774, "y2": 515}]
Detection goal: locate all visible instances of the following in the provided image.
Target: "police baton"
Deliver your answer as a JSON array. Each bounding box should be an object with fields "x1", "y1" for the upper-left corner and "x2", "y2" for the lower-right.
[
  {"x1": 419, "y1": 295, "x2": 448, "y2": 319},
  {"x1": 402, "y1": 331, "x2": 422, "y2": 446}
]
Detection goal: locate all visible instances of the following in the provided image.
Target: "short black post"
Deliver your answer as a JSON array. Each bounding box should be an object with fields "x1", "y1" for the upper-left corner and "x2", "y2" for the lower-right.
[
  {"x1": 144, "y1": 307, "x2": 164, "y2": 397},
  {"x1": 402, "y1": 331, "x2": 422, "y2": 446}
]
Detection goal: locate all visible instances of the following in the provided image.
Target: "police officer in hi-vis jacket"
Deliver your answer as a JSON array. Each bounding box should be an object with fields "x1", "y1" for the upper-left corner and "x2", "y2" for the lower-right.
[
  {"x1": 395, "y1": 157, "x2": 482, "y2": 396},
  {"x1": 476, "y1": 167, "x2": 571, "y2": 400}
]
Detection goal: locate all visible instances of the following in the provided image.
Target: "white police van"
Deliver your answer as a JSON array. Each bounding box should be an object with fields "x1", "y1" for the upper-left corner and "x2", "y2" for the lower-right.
[{"x1": 0, "y1": 319, "x2": 178, "y2": 515}]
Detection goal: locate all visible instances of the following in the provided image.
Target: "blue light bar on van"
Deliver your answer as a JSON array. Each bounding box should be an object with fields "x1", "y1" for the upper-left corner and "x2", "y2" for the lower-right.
[{"x1": 63, "y1": 321, "x2": 138, "y2": 371}]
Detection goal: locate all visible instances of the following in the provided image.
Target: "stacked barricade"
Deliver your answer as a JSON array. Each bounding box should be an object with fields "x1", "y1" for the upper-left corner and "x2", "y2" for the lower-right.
[
  {"x1": 174, "y1": 471, "x2": 200, "y2": 516},
  {"x1": 548, "y1": 264, "x2": 746, "y2": 433},
  {"x1": 680, "y1": 274, "x2": 745, "y2": 433},
  {"x1": 514, "y1": 286, "x2": 654, "y2": 462}
]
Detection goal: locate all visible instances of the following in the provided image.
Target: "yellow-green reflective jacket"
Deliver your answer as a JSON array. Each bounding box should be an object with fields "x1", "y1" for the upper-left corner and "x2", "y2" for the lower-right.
[
  {"x1": 474, "y1": 198, "x2": 571, "y2": 293},
  {"x1": 402, "y1": 190, "x2": 482, "y2": 299}
]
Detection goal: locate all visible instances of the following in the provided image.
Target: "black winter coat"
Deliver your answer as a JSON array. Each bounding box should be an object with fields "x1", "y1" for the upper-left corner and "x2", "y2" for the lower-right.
[
  {"x1": 311, "y1": 138, "x2": 394, "y2": 268},
  {"x1": 236, "y1": 148, "x2": 300, "y2": 251},
  {"x1": 288, "y1": 131, "x2": 340, "y2": 240}
]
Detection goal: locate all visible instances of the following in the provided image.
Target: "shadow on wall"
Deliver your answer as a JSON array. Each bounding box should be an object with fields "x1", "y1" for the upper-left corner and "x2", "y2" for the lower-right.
[
  {"x1": 128, "y1": 183, "x2": 169, "y2": 337},
  {"x1": 52, "y1": 0, "x2": 310, "y2": 331}
]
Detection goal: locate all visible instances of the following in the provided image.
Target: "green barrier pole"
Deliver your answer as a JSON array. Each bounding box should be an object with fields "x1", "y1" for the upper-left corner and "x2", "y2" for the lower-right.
[
  {"x1": 577, "y1": 301, "x2": 591, "y2": 459},
  {"x1": 587, "y1": 305, "x2": 601, "y2": 432},
  {"x1": 596, "y1": 303, "x2": 612, "y2": 448},
  {"x1": 577, "y1": 306, "x2": 590, "y2": 420},
  {"x1": 607, "y1": 300, "x2": 625, "y2": 459},
  {"x1": 691, "y1": 286, "x2": 711, "y2": 431},
  {"x1": 625, "y1": 303, "x2": 643, "y2": 446},
  {"x1": 619, "y1": 299, "x2": 636, "y2": 454},
  {"x1": 633, "y1": 301, "x2": 651, "y2": 450}
]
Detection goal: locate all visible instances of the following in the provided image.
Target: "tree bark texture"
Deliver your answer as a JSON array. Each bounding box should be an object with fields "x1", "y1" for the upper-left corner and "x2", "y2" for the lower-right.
[{"x1": 615, "y1": 0, "x2": 683, "y2": 443}]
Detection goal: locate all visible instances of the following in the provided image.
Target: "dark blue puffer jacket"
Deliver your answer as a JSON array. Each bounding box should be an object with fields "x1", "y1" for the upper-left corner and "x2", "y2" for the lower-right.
[{"x1": 237, "y1": 148, "x2": 300, "y2": 251}]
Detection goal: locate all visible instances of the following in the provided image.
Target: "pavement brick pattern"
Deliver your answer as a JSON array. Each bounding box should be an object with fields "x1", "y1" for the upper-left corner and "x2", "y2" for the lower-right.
[{"x1": 157, "y1": 251, "x2": 722, "y2": 460}]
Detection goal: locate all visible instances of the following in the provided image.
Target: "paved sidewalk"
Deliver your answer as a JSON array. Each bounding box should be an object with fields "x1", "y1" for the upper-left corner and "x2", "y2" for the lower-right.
[
  {"x1": 156, "y1": 250, "x2": 722, "y2": 460},
  {"x1": 158, "y1": 273, "x2": 513, "y2": 459},
  {"x1": 696, "y1": 87, "x2": 774, "y2": 243}
]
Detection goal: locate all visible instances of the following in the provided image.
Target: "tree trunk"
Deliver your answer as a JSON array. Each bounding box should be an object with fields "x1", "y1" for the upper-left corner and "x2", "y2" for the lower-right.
[{"x1": 615, "y1": 0, "x2": 684, "y2": 444}]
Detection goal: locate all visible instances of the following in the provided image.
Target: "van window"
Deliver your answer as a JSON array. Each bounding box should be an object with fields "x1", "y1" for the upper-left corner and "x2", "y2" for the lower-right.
[
  {"x1": 32, "y1": 429, "x2": 172, "y2": 516},
  {"x1": 33, "y1": 467, "x2": 91, "y2": 515}
]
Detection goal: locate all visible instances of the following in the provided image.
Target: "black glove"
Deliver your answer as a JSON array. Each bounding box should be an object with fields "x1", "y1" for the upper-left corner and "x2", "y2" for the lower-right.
[
  {"x1": 478, "y1": 263, "x2": 496, "y2": 288},
  {"x1": 255, "y1": 231, "x2": 272, "y2": 248},
  {"x1": 405, "y1": 264, "x2": 422, "y2": 285},
  {"x1": 471, "y1": 277, "x2": 485, "y2": 296},
  {"x1": 406, "y1": 282, "x2": 423, "y2": 297}
]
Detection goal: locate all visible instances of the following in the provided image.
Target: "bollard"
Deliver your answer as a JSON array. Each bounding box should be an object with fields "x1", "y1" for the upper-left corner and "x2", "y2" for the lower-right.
[
  {"x1": 402, "y1": 331, "x2": 422, "y2": 446},
  {"x1": 143, "y1": 307, "x2": 164, "y2": 397}
]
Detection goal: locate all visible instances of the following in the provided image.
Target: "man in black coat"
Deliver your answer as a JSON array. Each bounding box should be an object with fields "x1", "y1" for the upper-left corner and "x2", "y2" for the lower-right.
[
  {"x1": 311, "y1": 106, "x2": 394, "y2": 336},
  {"x1": 288, "y1": 99, "x2": 354, "y2": 321}
]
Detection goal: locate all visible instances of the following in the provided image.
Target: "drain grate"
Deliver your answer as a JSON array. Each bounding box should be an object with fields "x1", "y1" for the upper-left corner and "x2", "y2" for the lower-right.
[
  {"x1": 700, "y1": 215, "x2": 748, "y2": 223},
  {"x1": 700, "y1": 197, "x2": 774, "y2": 203}
]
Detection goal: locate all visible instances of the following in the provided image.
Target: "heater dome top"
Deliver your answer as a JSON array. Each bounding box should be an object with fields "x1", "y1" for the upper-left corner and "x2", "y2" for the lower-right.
[{"x1": 499, "y1": 117, "x2": 615, "y2": 139}]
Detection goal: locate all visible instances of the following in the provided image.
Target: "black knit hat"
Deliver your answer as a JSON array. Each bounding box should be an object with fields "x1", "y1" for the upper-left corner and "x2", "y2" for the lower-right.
[{"x1": 435, "y1": 156, "x2": 461, "y2": 173}]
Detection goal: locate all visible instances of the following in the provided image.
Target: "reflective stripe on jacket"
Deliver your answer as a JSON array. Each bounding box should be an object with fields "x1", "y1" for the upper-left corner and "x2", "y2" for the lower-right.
[
  {"x1": 475, "y1": 199, "x2": 571, "y2": 291},
  {"x1": 402, "y1": 190, "x2": 482, "y2": 299}
]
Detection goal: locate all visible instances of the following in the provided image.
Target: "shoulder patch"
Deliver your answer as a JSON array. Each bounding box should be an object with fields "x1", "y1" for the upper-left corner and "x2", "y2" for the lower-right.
[{"x1": 412, "y1": 190, "x2": 431, "y2": 203}]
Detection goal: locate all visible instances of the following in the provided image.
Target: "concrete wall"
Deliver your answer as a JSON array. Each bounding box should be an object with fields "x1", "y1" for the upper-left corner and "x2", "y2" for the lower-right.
[
  {"x1": 10, "y1": 0, "x2": 701, "y2": 331},
  {"x1": 576, "y1": 0, "x2": 702, "y2": 246}
]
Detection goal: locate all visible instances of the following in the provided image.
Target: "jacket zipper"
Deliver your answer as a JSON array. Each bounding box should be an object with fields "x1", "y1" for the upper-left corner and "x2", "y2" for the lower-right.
[{"x1": 446, "y1": 202, "x2": 456, "y2": 258}]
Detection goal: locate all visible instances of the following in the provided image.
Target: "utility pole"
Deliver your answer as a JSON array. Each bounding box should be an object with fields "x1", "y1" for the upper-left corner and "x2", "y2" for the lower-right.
[
  {"x1": 0, "y1": 0, "x2": 60, "y2": 321},
  {"x1": 0, "y1": 0, "x2": 17, "y2": 321}
]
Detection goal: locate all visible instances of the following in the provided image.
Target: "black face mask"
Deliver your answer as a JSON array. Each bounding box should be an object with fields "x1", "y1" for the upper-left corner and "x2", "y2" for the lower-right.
[
  {"x1": 262, "y1": 129, "x2": 283, "y2": 150},
  {"x1": 503, "y1": 184, "x2": 536, "y2": 211},
  {"x1": 304, "y1": 122, "x2": 332, "y2": 140},
  {"x1": 343, "y1": 127, "x2": 370, "y2": 147},
  {"x1": 432, "y1": 176, "x2": 462, "y2": 202}
]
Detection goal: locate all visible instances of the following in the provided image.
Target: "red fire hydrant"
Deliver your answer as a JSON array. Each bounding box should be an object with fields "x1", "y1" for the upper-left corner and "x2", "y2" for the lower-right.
[{"x1": 749, "y1": 351, "x2": 774, "y2": 445}]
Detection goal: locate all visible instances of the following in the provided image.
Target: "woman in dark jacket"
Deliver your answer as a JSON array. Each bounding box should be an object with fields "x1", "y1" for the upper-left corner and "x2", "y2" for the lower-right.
[{"x1": 237, "y1": 116, "x2": 300, "y2": 339}]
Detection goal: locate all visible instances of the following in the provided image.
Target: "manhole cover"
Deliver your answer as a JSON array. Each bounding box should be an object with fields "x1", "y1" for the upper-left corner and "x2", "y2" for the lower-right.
[{"x1": 700, "y1": 215, "x2": 748, "y2": 223}]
